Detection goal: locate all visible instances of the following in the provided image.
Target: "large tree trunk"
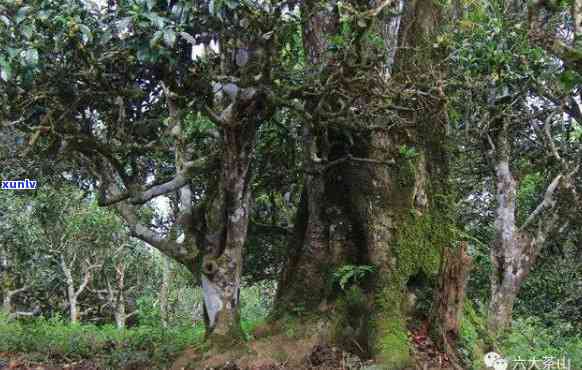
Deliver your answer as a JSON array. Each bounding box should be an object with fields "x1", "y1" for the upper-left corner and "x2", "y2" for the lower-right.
[
  {"x1": 198, "y1": 93, "x2": 265, "y2": 341},
  {"x1": 274, "y1": 0, "x2": 449, "y2": 367},
  {"x1": 274, "y1": 0, "x2": 338, "y2": 312}
]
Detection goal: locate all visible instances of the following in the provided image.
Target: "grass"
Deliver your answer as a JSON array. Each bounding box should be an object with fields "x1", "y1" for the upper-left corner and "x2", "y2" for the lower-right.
[
  {"x1": 0, "y1": 284, "x2": 275, "y2": 369},
  {"x1": 0, "y1": 312, "x2": 205, "y2": 368},
  {"x1": 0, "y1": 308, "x2": 269, "y2": 369}
]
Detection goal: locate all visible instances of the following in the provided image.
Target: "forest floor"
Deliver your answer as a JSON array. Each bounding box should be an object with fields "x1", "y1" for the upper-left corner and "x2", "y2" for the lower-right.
[
  {"x1": 0, "y1": 320, "x2": 459, "y2": 370},
  {"x1": 167, "y1": 319, "x2": 457, "y2": 370},
  {"x1": 1, "y1": 333, "x2": 458, "y2": 370}
]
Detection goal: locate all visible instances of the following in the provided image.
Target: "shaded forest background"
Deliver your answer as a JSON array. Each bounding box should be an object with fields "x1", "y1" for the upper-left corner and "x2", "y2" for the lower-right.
[{"x1": 0, "y1": 0, "x2": 581, "y2": 369}]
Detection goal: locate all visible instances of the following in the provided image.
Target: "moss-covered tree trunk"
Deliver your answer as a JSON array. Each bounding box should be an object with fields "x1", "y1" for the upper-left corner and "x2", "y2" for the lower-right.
[
  {"x1": 274, "y1": 0, "x2": 451, "y2": 367},
  {"x1": 275, "y1": 0, "x2": 341, "y2": 313}
]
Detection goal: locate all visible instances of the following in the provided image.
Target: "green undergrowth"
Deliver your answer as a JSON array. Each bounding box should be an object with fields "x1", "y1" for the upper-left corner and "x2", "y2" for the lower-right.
[
  {"x1": 0, "y1": 312, "x2": 204, "y2": 368},
  {"x1": 0, "y1": 311, "x2": 267, "y2": 369},
  {"x1": 458, "y1": 300, "x2": 490, "y2": 369},
  {"x1": 499, "y1": 317, "x2": 582, "y2": 368},
  {"x1": 457, "y1": 301, "x2": 582, "y2": 370}
]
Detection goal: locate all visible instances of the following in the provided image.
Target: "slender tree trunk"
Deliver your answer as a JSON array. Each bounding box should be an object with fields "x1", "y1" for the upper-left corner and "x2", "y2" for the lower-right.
[
  {"x1": 114, "y1": 295, "x2": 126, "y2": 330},
  {"x1": 62, "y1": 262, "x2": 80, "y2": 323},
  {"x1": 60, "y1": 257, "x2": 96, "y2": 324},
  {"x1": 114, "y1": 263, "x2": 128, "y2": 329},
  {"x1": 69, "y1": 296, "x2": 79, "y2": 323},
  {"x1": 160, "y1": 256, "x2": 172, "y2": 328},
  {"x1": 2, "y1": 292, "x2": 12, "y2": 314}
]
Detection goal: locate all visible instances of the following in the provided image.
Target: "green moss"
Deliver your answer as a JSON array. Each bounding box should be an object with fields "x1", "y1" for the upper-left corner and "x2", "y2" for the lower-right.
[
  {"x1": 206, "y1": 330, "x2": 244, "y2": 351},
  {"x1": 394, "y1": 212, "x2": 443, "y2": 279},
  {"x1": 396, "y1": 155, "x2": 418, "y2": 190},
  {"x1": 273, "y1": 313, "x2": 329, "y2": 340},
  {"x1": 458, "y1": 300, "x2": 489, "y2": 370},
  {"x1": 373, "y1": 285, "x2": 413, "y2": 368},
  {"x1": 376, "y1": 320, "x2": 411, "y2": 367},
  {"x1": 371, "y1": 212, "x2": 449, "y2": 368}
]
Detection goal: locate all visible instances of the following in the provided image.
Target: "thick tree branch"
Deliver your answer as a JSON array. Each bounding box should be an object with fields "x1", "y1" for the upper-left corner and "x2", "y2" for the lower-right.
[
  {"x1": 520, "y1": 173, "x2": 562, "y2": 231},
  {"x1": 316, "y1": 154, "x2": 396, "y2": 172},
  {"x1": 97, "y1": 158, "x2": 204, "y2": 206},
  {"x1": 7, "y1": 285, "x2": 30, "y2": 298},
  {"x1": 204, "y1": 105, "x2": 226, "y2": 126},
  {"x1": 115, "y1": 201, "x2": 197, "y2": 264}
]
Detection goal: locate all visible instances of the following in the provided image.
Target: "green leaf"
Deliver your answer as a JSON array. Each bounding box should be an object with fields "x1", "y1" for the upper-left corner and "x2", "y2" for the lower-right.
[
  {"x1": 22, "y1": 24, "x2": 34, "y2": 40},
  {"x1": 116, "y1": 17, "x2": 132, "y2": 33},
  {"x1": 0, "y1": 59, "x2": 12, "y2": 82},
  {"x1": 7, "y1": 48, "x2": 19, "y2": 58},
  {"x1": 79, "y1": 24, "x2": 93, "y2": 44},
  {"x1": 100, "y1": 30, "x2": 113, "y2": 45},
  {"x1": 558, "y1": 70, "x2": 582, "y2": 91},
  {"x1": 170, "y1": 3, "x2": 184, "y2": 18},
  {"x1": 38, "y1": 10, "x2": 51, "y2": 21},
  {"x1": 225, "y1": 0, "x2": 239, "y2": 9},
  {"x1": 150, "y1": 30, "x2": 163, "y2": 48},
  {"x1": 23, "y1": 48, "x2": 39, "y2": 65},
  {"x1": 0, "y1": 15, "x2": 11, "y2": 26},
  {"x1": 144, "y1": 12, "x2": 166, "y2": 29},
  {"x1": 163, "y1": 29, "x2": 176, "y2": 47},
  {"x1": 15, "y1": 6, "x2": 32, "y2": 24},
  {"x1": 146, "y1": 0, "x2": 156, "y2": 11},
  {"x1": 137, "y1": 48, "x2": 150, "y2": 63}
]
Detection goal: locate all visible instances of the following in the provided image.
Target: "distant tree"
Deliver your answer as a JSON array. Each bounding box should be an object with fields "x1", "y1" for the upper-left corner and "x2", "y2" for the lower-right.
[
  {"x1": 31, "y1": 187, "x2": 123, "y2": 323},
  {"x1": 91, "y1": 239, "x2": 149, "y2": 329}
]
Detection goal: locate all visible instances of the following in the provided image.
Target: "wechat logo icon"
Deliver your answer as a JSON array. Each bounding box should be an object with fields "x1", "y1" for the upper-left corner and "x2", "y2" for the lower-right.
[{"x1": 484, "y1": 352, "x2": 508, "y2": 370}]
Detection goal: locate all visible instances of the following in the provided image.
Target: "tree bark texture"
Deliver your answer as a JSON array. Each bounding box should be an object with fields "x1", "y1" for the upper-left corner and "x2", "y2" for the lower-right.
[
  {"x1": 274, "y1": 1, "x2": 450, "y2": 367},
  {"x1": 487, "y1": 123, "x2": 539, "y2": 336},
  {"x1": 198, "y1": 87, "x2": 269, "y2": 341},
  {"x1": 275, "y1": 0, "x2": 341, "y2": 312},
  {"x1": 430, "y1": 242, "x2": 472, "y2": 356}
]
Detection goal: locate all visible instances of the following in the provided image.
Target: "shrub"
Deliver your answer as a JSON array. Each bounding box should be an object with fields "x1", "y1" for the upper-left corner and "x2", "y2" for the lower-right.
[
  {"x1": 500, "y1": 317, "x2": 582, "y2": 367},
  {"x1": 0, "y1": 314, "x2": 203, "y2": 369}
]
